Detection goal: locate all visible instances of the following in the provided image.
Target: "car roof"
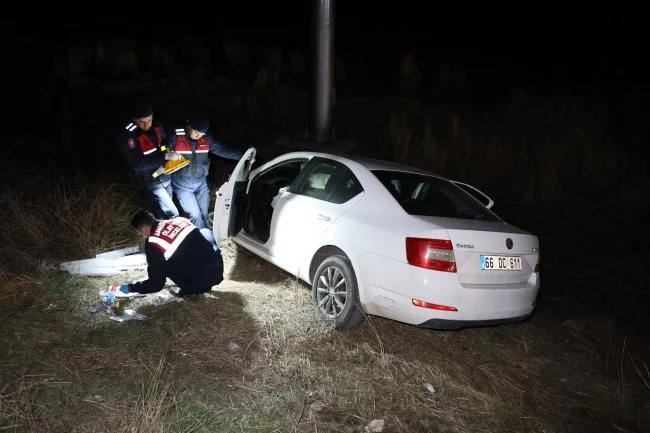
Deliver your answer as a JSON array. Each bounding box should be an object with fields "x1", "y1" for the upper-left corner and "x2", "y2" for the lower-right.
[
  {"x1": 345, "y1": 154, "x2": 437, "y2": 176},
  {"x1": 276, "y1": 150, "x2": 441, "y2": 177}
]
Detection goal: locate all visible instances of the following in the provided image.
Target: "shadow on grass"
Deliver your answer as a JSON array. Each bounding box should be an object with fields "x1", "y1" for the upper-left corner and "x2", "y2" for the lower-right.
[{"x1": 0, "y1": 288, "x2": 263, "y2": 431}]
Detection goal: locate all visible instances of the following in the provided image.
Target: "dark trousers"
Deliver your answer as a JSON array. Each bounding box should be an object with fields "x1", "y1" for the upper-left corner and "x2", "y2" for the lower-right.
[{"x1": 176, "y1": 254, "x2": 224, "y2": 295}]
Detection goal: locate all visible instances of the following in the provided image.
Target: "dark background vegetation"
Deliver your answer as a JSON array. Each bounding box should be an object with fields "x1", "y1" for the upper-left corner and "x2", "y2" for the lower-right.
[{"x1": 3, "y1": 9, "x2": 648, "y2": 215}]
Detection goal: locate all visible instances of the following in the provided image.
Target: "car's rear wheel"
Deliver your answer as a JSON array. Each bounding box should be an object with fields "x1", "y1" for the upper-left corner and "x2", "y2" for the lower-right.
[{"x1": 312, "y1": 255, "x2": 365, "y2": 330}]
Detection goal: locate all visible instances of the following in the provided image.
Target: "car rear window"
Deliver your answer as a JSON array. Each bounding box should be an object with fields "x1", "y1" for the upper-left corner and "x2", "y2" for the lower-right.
[{"x1": 371, "y1": 170, "x2": 501, "y2": 221}]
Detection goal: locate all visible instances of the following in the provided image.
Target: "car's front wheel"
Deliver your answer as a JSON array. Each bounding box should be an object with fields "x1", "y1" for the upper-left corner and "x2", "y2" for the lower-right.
[{"x1": 312, "y1": 255, "x2": 365, "y2": 330}]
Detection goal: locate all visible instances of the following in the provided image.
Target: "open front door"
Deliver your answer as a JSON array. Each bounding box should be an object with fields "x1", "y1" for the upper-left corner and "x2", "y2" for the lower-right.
[{"x1": 213, "y1": 147, "x2": 257, "y2": 242}]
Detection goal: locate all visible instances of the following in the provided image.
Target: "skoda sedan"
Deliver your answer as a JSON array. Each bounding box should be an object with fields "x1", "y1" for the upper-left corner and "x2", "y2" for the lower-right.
[{"x1": 213, "y1": 148, "x2": 541, "y2": 331}]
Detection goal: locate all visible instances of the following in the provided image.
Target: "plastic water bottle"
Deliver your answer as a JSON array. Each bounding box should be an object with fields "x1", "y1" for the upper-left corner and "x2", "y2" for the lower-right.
[{"x1": 101, "y1": 292, "x2": 116, "y2": 304}]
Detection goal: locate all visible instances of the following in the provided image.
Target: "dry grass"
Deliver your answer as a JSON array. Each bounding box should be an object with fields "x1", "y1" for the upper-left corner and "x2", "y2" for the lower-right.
[
  {"x1": 0, "y1": 165, "x2": 141, "y2": 309},
  {"x1": 122, "y1": 355, "x2": 175, "y2": 433},
  {"x1": 0, "y1": 371, "x2": 66, "y2": 432},
  {"x1": 0, "y1": 275, "x2": 40, "y2": 309},
  {"x1": 7, "y1": 239, "x2": 633, "y2": 433}
]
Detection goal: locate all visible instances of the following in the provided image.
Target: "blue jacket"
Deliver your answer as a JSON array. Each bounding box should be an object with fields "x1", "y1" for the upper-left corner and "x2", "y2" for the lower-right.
[
  {"x1": 116, "y1": 120, "x2": 169, "y2": 185},
  {"x1": 128, "y1": 217, "x2": 224, "y2": 294},
  {"x1": 168, "y1": 126, "x2": 243, "y2": 179}
]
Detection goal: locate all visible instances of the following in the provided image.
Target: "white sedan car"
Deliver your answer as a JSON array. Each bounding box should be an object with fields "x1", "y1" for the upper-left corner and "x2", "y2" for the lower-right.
[{"x1": 213, "y1": 147, "x2": 541, "y2": 331}]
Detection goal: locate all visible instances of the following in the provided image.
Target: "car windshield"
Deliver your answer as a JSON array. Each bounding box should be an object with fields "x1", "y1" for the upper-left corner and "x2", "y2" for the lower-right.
[{"x1": 371, "y1": 170, "x2": 502, "y2": 222}]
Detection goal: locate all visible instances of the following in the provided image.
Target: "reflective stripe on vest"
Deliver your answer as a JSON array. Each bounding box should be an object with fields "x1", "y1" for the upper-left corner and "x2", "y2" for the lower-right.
[
  {"x1": 195, "y1": 136, "x2": 209, "y2": 153},
  {"x1": 173, "y1": 135, "x2": 209, "y2": 154},
  {"x1": 137, "y1": 126, "x2": 162, "y2": 155},
  {"x1": 174, "y1": 136, "x2": 192, "y2": 155},
  {"x1": 148, "y1": 217, "x2": 194, "y2": 260}
]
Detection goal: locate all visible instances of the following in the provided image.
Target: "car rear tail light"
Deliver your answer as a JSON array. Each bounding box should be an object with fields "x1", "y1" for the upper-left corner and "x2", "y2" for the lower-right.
[
  {"x1": 406, "y1": 237, "x2": 456, "y2": 272},
  {"x1": 412, "y1": 299, "x2": 458, "y2": 311}
]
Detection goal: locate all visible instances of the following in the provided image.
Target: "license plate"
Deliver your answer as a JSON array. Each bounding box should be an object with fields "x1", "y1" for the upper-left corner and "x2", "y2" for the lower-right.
[{"x1": 480, "y1": 255, "x2": 522, "y2": 271}]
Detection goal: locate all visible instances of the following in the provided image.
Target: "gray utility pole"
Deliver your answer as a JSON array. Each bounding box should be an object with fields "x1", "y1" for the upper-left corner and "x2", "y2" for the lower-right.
[{"x1": 306, "y1": 0, "x2": 336, "y2": 144}]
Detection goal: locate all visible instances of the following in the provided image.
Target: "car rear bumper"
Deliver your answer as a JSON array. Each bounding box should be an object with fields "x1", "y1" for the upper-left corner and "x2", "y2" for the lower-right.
[
  {"x1": 359, "y1": 253, "x2": 540, "y2": 329},
  {"x1": 416, "y1": 311, "x2": 534, "y2": 330},
  {"x1": 364, "y1": 280, "x2": 539, "y2": 330}
]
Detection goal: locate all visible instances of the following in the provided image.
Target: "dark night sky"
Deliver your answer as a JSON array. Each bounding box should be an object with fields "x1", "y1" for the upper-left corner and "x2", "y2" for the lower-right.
[
  {"x1": 14, "y1": 6, "x2": 646, "y2": 78},
  {"x1": 1, "y1": 6, "x2": 647, "y2": 113}
]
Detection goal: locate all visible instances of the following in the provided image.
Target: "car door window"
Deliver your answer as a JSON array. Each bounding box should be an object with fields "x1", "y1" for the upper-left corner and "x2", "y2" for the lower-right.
[
  {"x1": 245, "y1": 159, "x2": 308, "y2": 242},
  {"x1": 328, "y1": 172, "x2": 363, "y2": 204},
  {"x1": 294, "y1": 159, "x2": 363, "y2": 203},
  {"x1": 253, "y1": 159, "x2": 307, "y2": 189}
]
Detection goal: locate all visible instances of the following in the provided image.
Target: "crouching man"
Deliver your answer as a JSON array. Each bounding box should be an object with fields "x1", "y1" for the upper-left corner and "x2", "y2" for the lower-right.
[{"x1": 110, "y1": 209, "x2": 224, "y2": 297}]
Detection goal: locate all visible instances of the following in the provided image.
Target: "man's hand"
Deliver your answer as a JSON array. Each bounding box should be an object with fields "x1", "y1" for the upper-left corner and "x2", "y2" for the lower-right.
[
  {"x1": 109, "y1": 283, "x2": 129, "y2": 294},
  {"x1": 165, "y1": 152, "x2": 182, "y2": 161}
]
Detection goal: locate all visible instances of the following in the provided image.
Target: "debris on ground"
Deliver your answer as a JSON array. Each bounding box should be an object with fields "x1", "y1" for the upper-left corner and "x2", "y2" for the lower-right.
[
  {"x1": 88, "y1": 285, "x2": 186, "y2": 323},
  {"x1": 364, "y1": 419, "x2": 385, "y2": 432},
  {"x1": 60, "y1": 245, "x2": 146, "y2": 277}
]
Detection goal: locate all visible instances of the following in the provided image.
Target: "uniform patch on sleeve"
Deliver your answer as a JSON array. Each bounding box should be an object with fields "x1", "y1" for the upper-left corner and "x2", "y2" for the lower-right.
[{"x1": 127, "y1": 138, "x2": 135, "y2": 148}]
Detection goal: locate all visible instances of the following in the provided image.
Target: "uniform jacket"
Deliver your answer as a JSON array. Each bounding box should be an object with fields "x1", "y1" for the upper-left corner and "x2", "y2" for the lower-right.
[
  {"x1": 168, "y1": 127, "x2": 243, "y2": 180},
  {"x1": 128, "y1": 217, "x2": 223, "y2": 294},
  {"x1": 116, "y1": 120, "x2": 169, "y2": 183}
]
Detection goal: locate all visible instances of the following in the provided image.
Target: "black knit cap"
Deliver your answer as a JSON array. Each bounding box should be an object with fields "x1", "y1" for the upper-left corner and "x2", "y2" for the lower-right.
[
  {"x1": 188, "y1": 116, "x2": 210, "y2": 133},
  {"x1": 132, "y1": 101, "x2": 153, "y2": 119}
]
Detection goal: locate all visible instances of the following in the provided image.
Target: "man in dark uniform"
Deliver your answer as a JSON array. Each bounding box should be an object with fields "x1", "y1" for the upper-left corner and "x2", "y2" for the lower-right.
[
  {"x1": 167, "y1": 116, "x2": 243, "y2": 229},
  {"x1": 109, "y1": 209, "x2": 224, "y2": 297},
  {"x1": 116, "y1": 102, "x2": 180, "y2": 219}
]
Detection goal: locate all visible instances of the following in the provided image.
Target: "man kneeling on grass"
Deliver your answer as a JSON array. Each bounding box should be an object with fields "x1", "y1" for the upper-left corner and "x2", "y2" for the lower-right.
[{"x1": 109, "y1": 209, "x2": 224, "y2": 298}]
